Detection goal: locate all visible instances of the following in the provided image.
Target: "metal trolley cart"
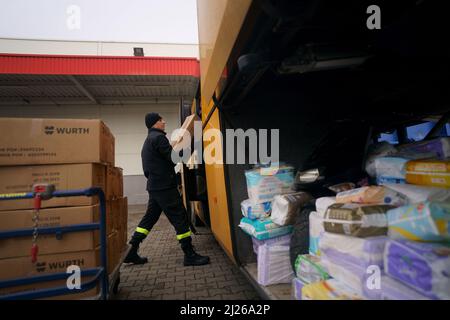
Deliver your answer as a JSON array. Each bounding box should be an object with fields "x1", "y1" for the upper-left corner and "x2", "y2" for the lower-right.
[{"x1": 0, "y1": 184, "x2": 128, "y2": 300}]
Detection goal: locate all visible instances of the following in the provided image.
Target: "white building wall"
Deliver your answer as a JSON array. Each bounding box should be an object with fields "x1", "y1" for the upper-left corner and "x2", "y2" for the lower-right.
[{"x1": 0, "y1": 38, "x2": 199, "y2": 58}]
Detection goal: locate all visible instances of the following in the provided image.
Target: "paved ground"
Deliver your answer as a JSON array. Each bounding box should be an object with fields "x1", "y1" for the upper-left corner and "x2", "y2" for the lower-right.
[{"x1": 114, "y1": 207, "x2": 260, "y2": 300}]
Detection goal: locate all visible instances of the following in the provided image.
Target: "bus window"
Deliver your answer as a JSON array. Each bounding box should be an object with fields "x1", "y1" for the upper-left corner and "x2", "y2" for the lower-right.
[
  {"x1": 406, "y1": 121, "x2": 449, "y2": 141},
  {"x1": 378, "y1": 130, "x2": 399, "y2": 145}
]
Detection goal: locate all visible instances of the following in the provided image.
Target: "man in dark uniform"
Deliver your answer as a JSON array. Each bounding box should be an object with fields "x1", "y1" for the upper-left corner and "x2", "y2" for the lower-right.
[{"x1": 124, "y1": 112, "x2": 210, "y2": 266}]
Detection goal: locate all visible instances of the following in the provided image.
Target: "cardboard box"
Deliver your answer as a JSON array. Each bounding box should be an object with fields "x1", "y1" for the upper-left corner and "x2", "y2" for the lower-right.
[
  {"x1": 0, "y1": 118, "x2": 114, "y2": 166},
  {"x1": 106, "y1": 166, "x2": 123, "y2": 200},
  {"x1": 117, "y1": 197, "x2": 128, "y2": 252},
  {"x1": 0, "y1": 163, "x2": 106, "y2": 211},
  {"x1": 0, "y1": 205, "x2": 108, "y2": 259},
  {"x1": 171, "y1": 114, "x2": 200, "y2": 150}
]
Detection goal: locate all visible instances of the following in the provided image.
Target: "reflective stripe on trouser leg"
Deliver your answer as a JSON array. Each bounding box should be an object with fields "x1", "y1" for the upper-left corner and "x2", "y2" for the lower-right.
[
  {"x1": 176, "y1": 230, "x2": 191, "y2": 241},
  {"x1": 136, "y1": 227, "x2": 149, "y2": 236}
]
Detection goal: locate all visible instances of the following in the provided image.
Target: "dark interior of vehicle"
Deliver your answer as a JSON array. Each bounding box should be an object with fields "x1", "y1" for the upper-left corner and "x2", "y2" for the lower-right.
[{"x1": 211, "y1": 0, "x2": 450, "y2": 264}]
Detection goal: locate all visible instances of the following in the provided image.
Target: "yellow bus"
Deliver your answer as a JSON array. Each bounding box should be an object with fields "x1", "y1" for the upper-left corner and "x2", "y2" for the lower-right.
[{"x1": 181, "y1": 1, "x2": 450, "y2": 299}]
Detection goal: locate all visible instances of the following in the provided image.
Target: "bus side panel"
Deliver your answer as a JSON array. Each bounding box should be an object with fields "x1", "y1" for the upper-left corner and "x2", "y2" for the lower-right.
[
  {"x1": 197, "y1": 0, "x2": 252, "y2": 113},
  {"x1": 203, "y1": 101, "x2": 235, "y2": 263}
]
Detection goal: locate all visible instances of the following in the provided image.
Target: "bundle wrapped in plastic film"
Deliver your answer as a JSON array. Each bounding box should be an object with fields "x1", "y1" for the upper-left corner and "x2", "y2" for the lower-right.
[
  {"x1": 301, "y1": 279, "x2": 363, "y2": 300},
  {"x1": 252, "y1": 233, "x2": 291, "y2": 255},
  {"x1": 239, "y1": 217, "x2": 293, "y2": 241},
  {"x1": 405, "y1": 159, "x2": 450, "y2": 188},
  {"x1": 384, "y1": 239, "x2": 450, "y2": 300},
  {"x1": 387, "y1": 201, "x2": 450, "y2": 242},
  {"x1": 383, "y1": 184, "x2": 450, "y2": 204},
  {"x1": 378, "y1": 276, "x2": 430, "y2": 300},
  {"x1": 335, "y1": 186, "x2": 408, "y2": 206},
  {"x1": 257, "y1": 244, "x2": 294, "y2": 286},
  {"x1": 319, "y1": 232, "x2": 388, "y2": 268},
  {"x1": 271, "y1": 192, "x2": 313, "y2": 226},
  {"x1": 292, "y1": 277, "x2": 307, "y2": 300},
  {"x1": 294, "y1": 254, "x2": 330, "y2": 284},
  {"x1": 240, "y1": 199, "x2": 272, "y2": 220},
  {"x1": 323, "y1": 203, "x2": 394, "y2": 237},
  {"x1": 244, "y1": 164, "x2": 294, "y2": 204}
]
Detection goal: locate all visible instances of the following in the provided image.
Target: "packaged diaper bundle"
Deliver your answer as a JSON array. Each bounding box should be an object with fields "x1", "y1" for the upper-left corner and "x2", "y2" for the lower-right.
[
  {"x1": 374, "y1": 157, "x2": 409, "y2": 184},
  {"x1": 252, "y1": 233, "x2": 291, "y2": 255},
  {"x1": 365, "y1": 142, "x2": 398, "y2": 178},
  {"x1": 292, "y1": 277, "x2": 307, "y2": 300},
  {"x1": 309, "y1": 211, "x2": 325, "y2": 256},
  {"x1": 245, "y1": 165, "x2": 295, "y2": 204},
  {"x1": 257, "y1": 244, "x2": 294, "y2": 286},
  {"x1": 323, "y1": 203, "x2": 394, "y2": 237},
  {"x1": 271, "y1": 192, "x2": 313, "y2": 226},
  {"x1": 239, "y1": 217, "x2": 293, "y2": 241},
  {"x1": 387, "y1": 201, "x2": 450, "y2": 242},
  {"x1": 320, "y1": 257, "x2": 382, "y2": 299},
  {"x1": 379, "y1": 276, "x2": 430, "y2": 300},
  {"x1": 405, "y1": 159, "x2": 450, "y2": 188},
  {"x1": 240, "y1": 199, "x2": 272, "y2": 220},
  {"x1": 301, "y1": 279, "x2": 363, "y2": 300},
  {"x1": 382, "y1": 184, "x2": 450, "y2": 204},
  {"x1": 336, "y1": 186, "x2": 408, "y2": 206},
  {"x1": 294, "y1": 254, "x2": 330, "y2": 284},
  {"x1": 398, "y1": 137, "x2": 450, "y2": 160},
  {"x1": 319, "y1": 232, "x2": 388, "y2": 268},
  {"x1": 384, "y1": 239, "x2": 450, "y2": 300}
]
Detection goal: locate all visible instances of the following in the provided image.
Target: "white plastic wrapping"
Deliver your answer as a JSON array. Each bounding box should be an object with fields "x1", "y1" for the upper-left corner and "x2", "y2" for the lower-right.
[
  {"x1": 257, "y1": 244, "x2": 294, "y2": 286},
  {"x1": 315, "y1": 197, "x2": 336, "y2": 216},
  {"x1": 245, "y1": 166, "x2": 295, "y2": 204},
  {"x1": 240, "y1": 199, "x2": 272, "y2": 220},
  {"x1": 336, "y1": 186, "x2": 408, "y2": 206},
  {"x1": 271, "y1": 192, "x2": 312, "y2": 226},
  {"x1": 294, "y1": 254, "x2": 330, "y2": 284},
  {"x1": 383, "y1": 183, "x2": 450, "y2": 204},
  {"x1": 309, "y1": 211, "x2": 324, "y2": 256},
  {"x1": 319, "y1": 232, "x2": 388, "y2": 268}
]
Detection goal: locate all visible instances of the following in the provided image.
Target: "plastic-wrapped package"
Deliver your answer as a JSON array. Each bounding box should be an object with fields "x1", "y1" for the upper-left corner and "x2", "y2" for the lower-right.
[
  {"x1": 379, "y1": 276, "x2": 430, "y2": 300},
  {"x1": 294, "y1": 254, "x2": 330, "y2": 284},
  {"x1": 336, "y1": 186, "x2": 408, "y2": 206},
  {"x1": 387, "y1": 201, "x2": 450, "y2": 242},
  {"x1": 292, "y1": 277, "x2": 307, "y2": 300},
  {"x1": 271, "y1": 192, "x2": 313, "y2": 226},
  {"x1": 252, "y1": 233, "x2": 291, "y2": 255},
  {"x1": 374, "y1": 157, "x2": 409, "y2": 183},
  {"x1": 382, "y1": 184, "x2": 450, "y2": 204},
  {"x1": 377, "y1": 176, "x2": 406, "y2": 185},
  {"x1": 323, "y1": 203, "x2": 393, "y2": 237},
  {"x1": 315, "y1": 197, "x2": 336, "y2": 216},
  {"x1": 240, "y1": 199, "x2": 272, "y2": 220},
  {"x1": 405, "y1": 159, "x2": 450, "y2": 188},
  {"x1": 398, "y1": 137, "x2": 450, "y2": 160},
  {"x1": 301, "y1": 279, "x2": 363, "y2": 300},
  {"x1": 319, "y1": 232, "x2": 387, "y2": 268},
  {"x1": 245, "y1": 166, "x2": 295, "y2": 204},
  {"x1": 365, "y1": 142, "x2": 398, "y2": 177},
  {"x1": 239, "y1": 217, "x2": 293, "y2": 240},
  {"x1": 309, "y1": 211, "x2": 325, "y2": 256},
  {"x1": 320, "y1": 258, "x2": 383, "y2": 299},
  {"x1": 384, "y1": 239, "x2": 450, "y2": 300},
  {"x1": 257, "y1": 244, "x2": 294, "y2": 286}
]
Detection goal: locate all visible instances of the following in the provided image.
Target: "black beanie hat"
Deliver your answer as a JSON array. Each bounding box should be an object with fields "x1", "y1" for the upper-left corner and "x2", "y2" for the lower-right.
[{"x1": 145, "y1": 112, "x2": 162, "y2": 129}]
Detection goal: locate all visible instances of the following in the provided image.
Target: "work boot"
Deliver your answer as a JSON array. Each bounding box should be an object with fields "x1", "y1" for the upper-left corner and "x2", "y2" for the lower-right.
[
  {"x1": 180, "y1": 238, "x2": 210, "y2": 266},
  {"x1": 124, "y1": 245, "x2": 148, "y2": 264},
  {"x1": 124, "y1": 233, "x2": 148, "y2": 265}
]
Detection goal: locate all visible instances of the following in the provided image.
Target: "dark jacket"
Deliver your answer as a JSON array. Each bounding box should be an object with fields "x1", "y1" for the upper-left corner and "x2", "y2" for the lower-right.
[{"x1": 142, "y1": 128, "x2": 177, "y2": 191}]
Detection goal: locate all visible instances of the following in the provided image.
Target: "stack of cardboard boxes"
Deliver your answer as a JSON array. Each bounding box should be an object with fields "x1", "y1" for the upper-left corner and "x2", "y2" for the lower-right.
[{"x1": 0, "y1": 118, "x2": 128, "y2": 299}]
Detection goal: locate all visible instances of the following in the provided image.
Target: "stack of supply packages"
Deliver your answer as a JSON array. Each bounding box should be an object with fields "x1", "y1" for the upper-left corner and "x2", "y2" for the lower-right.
[
  {"x1": 368, "y1": 137, "x2": 450, "y2": 300},
  {"x1": 300, "y1": 186, "x2": 410, "y2": 300},
  {"x1": 239, "y1": 165, "x2": 308, "y2": 286},
  {"x1": 0, "y1": 118, "x2": 128, "y2": 299}
]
